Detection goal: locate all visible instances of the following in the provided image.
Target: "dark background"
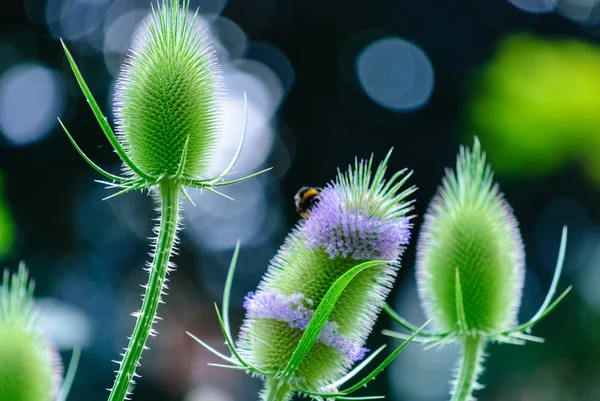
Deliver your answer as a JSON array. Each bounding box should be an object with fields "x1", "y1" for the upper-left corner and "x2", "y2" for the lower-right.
[{"x1": 1, "y1": 0, "x2": 599, "y2": 400}]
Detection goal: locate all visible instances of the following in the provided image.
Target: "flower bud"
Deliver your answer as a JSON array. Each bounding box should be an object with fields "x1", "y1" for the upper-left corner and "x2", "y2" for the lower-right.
[
  {"x1": 0, "y1": 264, "x2": 62, "y2": 401},
  {"x1": 416, "y1": 138, "x2": 525, "y2": 334},
  {"x1": 237, "y1": 155, "x2": 415, "y2": 392},
  {"x1": 114, "y1": 0, "x2": 223, "y2": 179}
]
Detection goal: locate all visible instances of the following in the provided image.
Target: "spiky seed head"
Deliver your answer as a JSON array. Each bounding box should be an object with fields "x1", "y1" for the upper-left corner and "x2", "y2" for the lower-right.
[
  {"x1": 416, "y1": 138, "x2": 525, "y2": 335},
  {"x1": 237, "y1": 153, "x2": 415, "y2": 392},
  {"x1": 114, "y1": 0, "x2": 223, "y2": 179},
  {"x1": 0, "y1": 264, "x2": 63, "y2": 401}
]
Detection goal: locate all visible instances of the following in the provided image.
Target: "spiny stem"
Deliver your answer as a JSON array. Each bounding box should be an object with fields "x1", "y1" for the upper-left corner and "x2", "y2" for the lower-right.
[
  {"x1": 450, "y1": 335, "x2": 485, "y2": 401},
  {"x1": 108, "y1": 181, "x2": 181, "y2": 401},
  {"x1": 263, "y1": 379, "x2": 292, "y2": 401}
]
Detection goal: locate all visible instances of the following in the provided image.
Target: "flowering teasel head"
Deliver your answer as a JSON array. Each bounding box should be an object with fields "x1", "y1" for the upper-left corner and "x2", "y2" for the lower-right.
[
  {"x1": 383, "y1": 138, "x2": 571, "y2": 401},
  {"x1": 0, "y1": 264, "x2": 63, "y2": 401},
  {"x1": 188, "y1": 151, "x2": 426, "y2": 401}
]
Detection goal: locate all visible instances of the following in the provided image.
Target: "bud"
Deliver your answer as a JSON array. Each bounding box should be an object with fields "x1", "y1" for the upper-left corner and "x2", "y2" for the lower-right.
[
  {"x1": 416, "y1": 138, "x2": 525, "y2": 334},
  {"x1": 0, "y1": 264, "x2": 62, "y2": 401},
  {"x1": 237, "y1": 154, "x2": 415, "y2": 396},
  {"x1": 114, "y1": 0, "x2": 223, "y2": 179}
]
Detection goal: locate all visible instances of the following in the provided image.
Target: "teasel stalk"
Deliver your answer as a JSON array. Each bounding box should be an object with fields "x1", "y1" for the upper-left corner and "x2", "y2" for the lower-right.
[
  {"x1": 188, "y1": 151, "x2": 428, "y2": 400},
  {"x1": 383, "y1": 138, "x2": 571, "y2": 401},
  {"x1": 58, "y1": 1, "x2": 268, "y2": 400},
  {"x1": 0, "y1": 263, "x2": 81, "y2": 401}
]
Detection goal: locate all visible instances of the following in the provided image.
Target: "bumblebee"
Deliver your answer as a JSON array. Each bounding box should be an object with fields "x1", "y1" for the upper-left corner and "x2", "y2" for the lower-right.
[{"x1": 294, "y1": 187, "x2": 322, "y2": 218}]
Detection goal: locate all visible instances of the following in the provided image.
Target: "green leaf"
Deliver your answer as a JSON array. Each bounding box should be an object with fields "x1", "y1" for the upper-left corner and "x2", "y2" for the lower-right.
[
  {"x1": 280, "y1": 260, "x2": 389, "y2": 380},
  {"x1": 323, "y1": 345, "x2": 387, "y2": 391},
  {"x1": 174, "y1": 135, "x2": 190, "y2": 179},
  {"x1": 214, "y1": 304, "x2": 265, "y2": 374},
  {"x1": 186, "y1": 331, "x2": 238, "y2": 365},
  {"x1": 60, "y1": 40, "x2": 153, "y2": 182},
  {"x1": 55, "y1": 347, "x2": 81, "y2": 401},
  {"x1": 508, "y1": 286, "x2": 572, "y2": 334},
  {"x1": 381, "y1": 329, "x2": 445, "y2": 344},
  {"x1": 209, "y1": 168, "x2": 273, "y2": 188},
  {"x1": 58, "y1": 118, "x2": 128, "y2": 183},
  {"x1": 223, "y1": 241, "x2": 241, "y2": 341},
  {"x1": 340, "y1": 321, "x2": 428, "y2": 395},
  {"x1": 300, "y1": 321, "x2": 428, "y2": 399},
  {"x1": 208, "y1": 92, "x2": 248, "y2": 185},
  {"x1": 519, "y1": 226, "x2": 568, "y2": 331},
  {"x1": 207, "y1": 363, "x2": 251, "y2": 371},
  {"x1": 383, "y1": 303, "x2": 444, "y2": 337},
  {"x1": 455, "y1": 268, "x2": 468, "y2": 333}
]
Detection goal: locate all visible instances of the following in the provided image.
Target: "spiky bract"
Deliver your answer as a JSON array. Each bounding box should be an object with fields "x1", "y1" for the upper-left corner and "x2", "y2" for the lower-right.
[
  {"x1": 115, "y1": 0, "x2": 222, "y2": 179},
  {"x1": 237, "y1": 154, "x2": 415, "y2": 394},
  {"x1": 416, "y1": 138, "x2": 525, "y2": 334},
  {"x1": 0, "y1": 264, "x2": 62, "y2": 401}
]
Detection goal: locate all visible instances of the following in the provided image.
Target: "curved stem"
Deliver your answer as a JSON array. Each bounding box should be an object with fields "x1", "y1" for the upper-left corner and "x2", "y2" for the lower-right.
[
  {"x1": 450, "y1": 335, "x2": 485, "y2": 401},
  {"x1": 108, "y1": 181, "x2": 180, "y2": 401},
  {"x1": 263, "y1": 379, "x2": 292, "y2": 401}
]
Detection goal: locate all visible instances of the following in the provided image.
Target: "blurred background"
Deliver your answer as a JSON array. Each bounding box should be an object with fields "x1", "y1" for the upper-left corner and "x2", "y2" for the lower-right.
[{"x1": 1, "y1": 0, "x2": 600, "y2": 400}]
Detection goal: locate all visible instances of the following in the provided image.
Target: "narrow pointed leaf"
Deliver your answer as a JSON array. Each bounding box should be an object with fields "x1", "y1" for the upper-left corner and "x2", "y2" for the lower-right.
[
  {"x1": 208, "y1": 92, "x2": 248, "y2": 184},
  {"x1": 223, "y1": 241, "x2": 241, "y2": 341},
  {"x1": 214, "y1": 305, "x2": 264, "y2": 374},
  {"x1": 207, "y1": 363, "x2": 250, "y2": 370},
  {"x1": 324, "y1": 345, "x2": 387, "y2": 390},
  {"x1": 175, "y1": 135, "x2": 190, "y2": 179},
  {"x1": 186, "y1": 331, "x2": 239, "y2": 365},
  {"x1": 61, "y1": 40, "x2": 154, "y2": 181},
  {"x1": 509, "y1": 286, "x2": 572, "y2": 334},
  {"x1": 383, "y1": 303, "x2": 442, "y2": 336},
  {"x1": 520, "y1": 226, "x2": 568, "y2": 329},
  {"x1": 339, "y1": 321, "x2": 428, "y2": 395},
  {"x1": 180, "y1": 187, "x2": 196, "y2": 207},
  {"x1": 455, "y1": 268, "x2": 468, "y2": 333},
  {"x1": 210, "y1": 167, "x2": 273, "y2": 187},
  {"x1": 55, "y1": 347, "x2": 81, "y2": 401},
  {"x1": 59, "y1": 118, "x2": 127, "y2": 183},
  {"x1": 280, "y1": 260, "x2": 389, "y2": 380}
]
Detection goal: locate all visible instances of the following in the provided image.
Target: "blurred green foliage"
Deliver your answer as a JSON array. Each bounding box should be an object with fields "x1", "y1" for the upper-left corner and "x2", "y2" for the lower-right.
[
  {"x1": 467, "y1": 35, "x2": 600, "y2": 182},
  {"x1": 0, "y1": 173, "x2": 14, "y2": 258}
]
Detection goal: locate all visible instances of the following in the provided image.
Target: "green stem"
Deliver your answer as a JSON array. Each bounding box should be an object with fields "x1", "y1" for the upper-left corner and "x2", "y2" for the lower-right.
[
  {"x1": 450, "y1": 335, "x2": 485, "y2": 401},
  {"x1": 263, "y1": 379, "x2": 292, "y2": 401},
  {"x1": 108, "y1": 182, "x2": 180, "y2": 401}
]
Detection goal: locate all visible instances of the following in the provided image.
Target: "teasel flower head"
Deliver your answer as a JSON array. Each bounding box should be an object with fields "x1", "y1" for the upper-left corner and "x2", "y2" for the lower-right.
[
  {"x1": 0, "y1": 263, "x2": 63, "y2": 401},
  {"x1": 416, "y1": 138, "x2": 526, "y2": 334},
  {"x1": 383, "y1": 138, "x2": 571, "y2": 401},
  {"x1": 188, "y1": 151, "x2": 426, "y2": 401},
  {"x1": 59, "y1": 0, "x2": 267, "y2": 201},
  {"x1": 113, "y1": 0, "x2": 222, "y2": 179}
]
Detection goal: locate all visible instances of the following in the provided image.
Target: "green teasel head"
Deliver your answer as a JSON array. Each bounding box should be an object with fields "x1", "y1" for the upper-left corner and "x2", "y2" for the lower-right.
[
  {"x1": 237, "y1": 151, "x2": 416, "y2": 396},
  {"x1": 60, "y1": 0, "x2": 265, "y2": 200},
  {"x1": 0, "y1": 263, "x2": 62, "y2": 401},
  {"x1": 114, "y1": 0, "x2": 223, "y2": 179},
  {"x1": 416, "y1": 138, "x2": 525, "y2": 335}
]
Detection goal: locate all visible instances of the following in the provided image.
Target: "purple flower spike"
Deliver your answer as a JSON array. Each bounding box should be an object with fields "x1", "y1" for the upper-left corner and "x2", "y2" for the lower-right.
[
  {"x1": 244, "y1": 290, "x2": 369, "y2": 362},
  {"x1": 302, "y1": 185, "x2": 411, "y2": 261}
]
